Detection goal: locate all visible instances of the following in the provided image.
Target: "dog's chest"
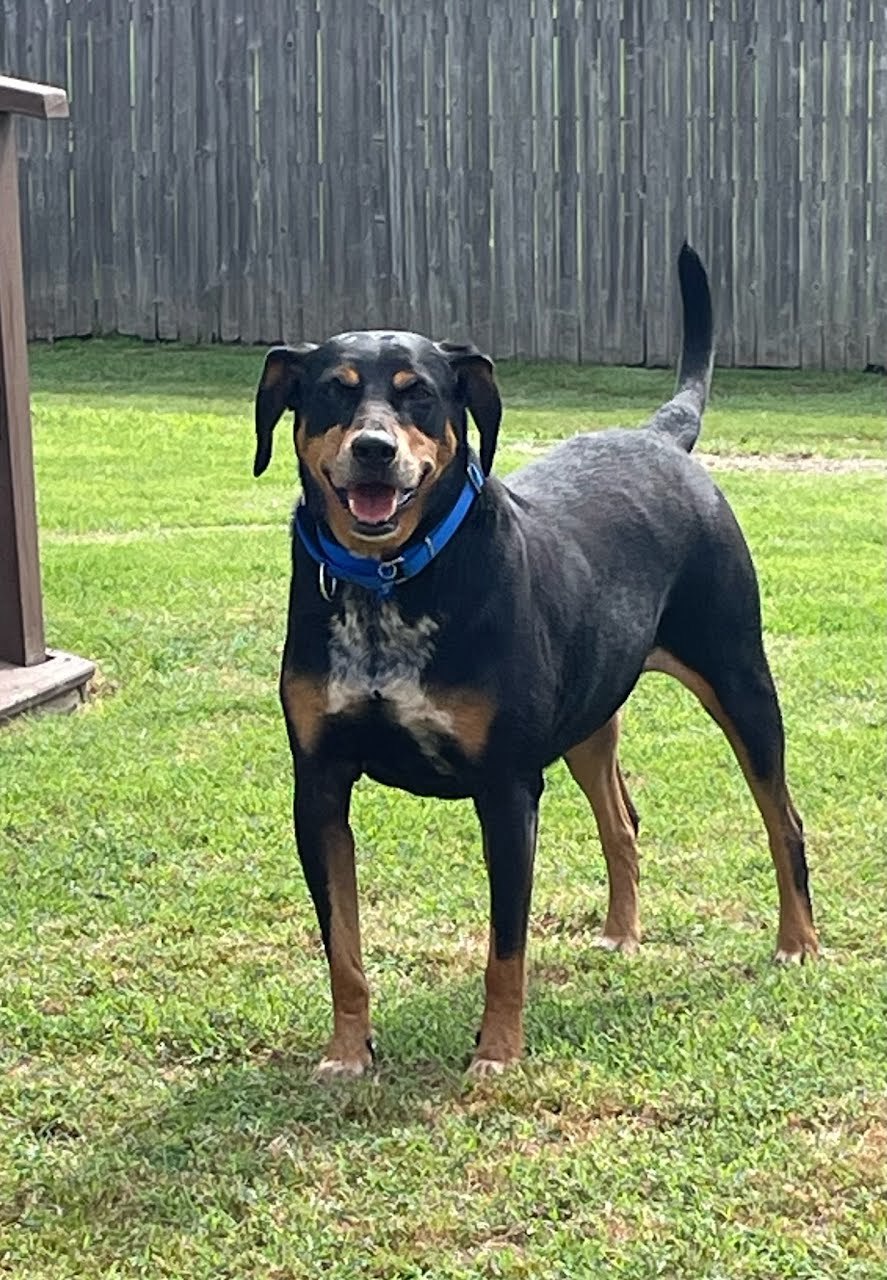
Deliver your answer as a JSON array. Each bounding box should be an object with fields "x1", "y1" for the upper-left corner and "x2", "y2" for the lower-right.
[{"x1": 326, "y1": 593, "x2": 454, "y2": 763}]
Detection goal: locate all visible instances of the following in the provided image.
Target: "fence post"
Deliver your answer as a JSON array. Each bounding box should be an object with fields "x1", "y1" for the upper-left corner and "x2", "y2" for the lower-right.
[{"x1": 0, "y1": 75, "x2": 94, "y2": 719}]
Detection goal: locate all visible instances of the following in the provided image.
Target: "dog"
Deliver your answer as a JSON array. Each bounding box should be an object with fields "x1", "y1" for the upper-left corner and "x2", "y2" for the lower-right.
[{"x1": 252, "y1": 245, "x2": 818, "y2": 1078}]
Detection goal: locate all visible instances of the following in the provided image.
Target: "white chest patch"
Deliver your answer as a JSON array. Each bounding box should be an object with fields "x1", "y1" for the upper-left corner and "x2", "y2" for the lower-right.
[{"x1": 327, "y1": 592, "x2": 454, "y2": 763}]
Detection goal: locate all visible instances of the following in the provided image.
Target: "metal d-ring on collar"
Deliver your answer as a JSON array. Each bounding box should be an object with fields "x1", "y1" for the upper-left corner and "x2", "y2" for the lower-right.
[
  {"x1": 296, "y1": 459, "x2": 485, "y2": 600},
  {"x1": 317, "y1": 562, "x2": 337, "y2": 602}
]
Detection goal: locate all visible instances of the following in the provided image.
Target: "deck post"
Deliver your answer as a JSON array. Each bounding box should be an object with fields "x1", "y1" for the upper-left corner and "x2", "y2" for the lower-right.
[{"x1": 0, "y1": 76, "x2": 94, "y2": 719}]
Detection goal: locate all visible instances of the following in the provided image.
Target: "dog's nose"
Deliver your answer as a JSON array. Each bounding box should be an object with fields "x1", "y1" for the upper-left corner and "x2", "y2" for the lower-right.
[{"x1": 351, "y1": 430, "x2": 396, "y2": 466}]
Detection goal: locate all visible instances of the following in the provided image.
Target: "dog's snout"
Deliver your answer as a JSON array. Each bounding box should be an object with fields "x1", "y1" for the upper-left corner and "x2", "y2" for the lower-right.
[{"x1": 351, "y1": 429, "x2": 397, "y2": 466}]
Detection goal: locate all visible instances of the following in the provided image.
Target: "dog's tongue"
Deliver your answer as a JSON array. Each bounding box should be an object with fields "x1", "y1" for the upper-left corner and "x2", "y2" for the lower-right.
[{"x1": 347, "y1": 483, "x2": 398, "y2": 525}]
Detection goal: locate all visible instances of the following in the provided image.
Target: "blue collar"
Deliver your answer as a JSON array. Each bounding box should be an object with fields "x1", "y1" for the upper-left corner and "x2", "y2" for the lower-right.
[{"x1": 295, "y1": 460, "x2": 485, "y2": 599}]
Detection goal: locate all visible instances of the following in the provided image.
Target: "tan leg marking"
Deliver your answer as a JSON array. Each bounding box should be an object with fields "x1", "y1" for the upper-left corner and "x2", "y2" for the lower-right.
[
  {"x1": 281, "y1": 670, "x2": 327, "y2": 756},
  {"x1": 565, "y1": 715, "x2": 641, "y2": 954},
  {"x1": 314, "y1": 821, "x2": 373, "y2": 1080},
  {"x1": 469, "y1": 950, "x2": 525, "y2": 1076},
  {"x1": 644, "y1": 648, "x2": 818, "y2": 961}
]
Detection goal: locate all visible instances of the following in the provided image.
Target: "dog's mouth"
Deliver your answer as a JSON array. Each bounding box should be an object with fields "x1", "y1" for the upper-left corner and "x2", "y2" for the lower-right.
[{"x1": 327, "y1": 470, "x2": 429, "y2": 537}]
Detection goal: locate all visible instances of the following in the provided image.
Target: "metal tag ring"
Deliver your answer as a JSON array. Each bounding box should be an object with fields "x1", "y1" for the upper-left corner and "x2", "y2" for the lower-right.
[
  {"x1": 318, "y1": 563, "x2": 338, "y2": 601},
  {"x1": 377, "y1": 559, "x2": 402, "y2": 582}
]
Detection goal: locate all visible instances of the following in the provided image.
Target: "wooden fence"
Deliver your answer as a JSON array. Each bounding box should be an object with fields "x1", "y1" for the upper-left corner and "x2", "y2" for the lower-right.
[{"x1": 1, "y1": 0, "x2": 884, "y2": 367}]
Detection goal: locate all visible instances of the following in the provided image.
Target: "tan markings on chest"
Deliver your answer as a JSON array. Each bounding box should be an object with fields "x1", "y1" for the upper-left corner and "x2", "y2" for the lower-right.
[{"x1": 322, "y1": 595, "x2": 492, "y2": 765}]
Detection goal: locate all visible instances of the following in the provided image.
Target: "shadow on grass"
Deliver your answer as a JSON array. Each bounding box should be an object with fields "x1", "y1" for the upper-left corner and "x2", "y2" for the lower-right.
[
  {"x1": 11, "y1": 946, "x2": 851, "y2": 1266},
  {"x1": 97, "y1": 960, "x2": 762, "y2": 1164}
]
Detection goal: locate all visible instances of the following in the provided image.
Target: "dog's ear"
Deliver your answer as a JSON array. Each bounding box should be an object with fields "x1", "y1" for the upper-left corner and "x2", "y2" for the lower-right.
[
  {"x1": 437, "y1": 341, "x2": 502, "y2": 476},
  {"x1": 254, "y1": 344, "x2": 318, "y2": 477}
]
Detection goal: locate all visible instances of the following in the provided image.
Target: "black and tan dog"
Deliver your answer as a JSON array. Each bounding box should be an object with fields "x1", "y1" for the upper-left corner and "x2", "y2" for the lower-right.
[{"x1": 253, "y1": 246, "x2": 818, "y2": 1078}]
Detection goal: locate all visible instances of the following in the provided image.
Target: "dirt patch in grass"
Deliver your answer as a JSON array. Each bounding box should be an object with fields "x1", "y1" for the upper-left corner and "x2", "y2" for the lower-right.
[
  {"x1": 695, "y1": 452, "x2": 886, "y2": 473},
  {"x1": 509, "y1": 440, "x2": 885, "y2": 472}
]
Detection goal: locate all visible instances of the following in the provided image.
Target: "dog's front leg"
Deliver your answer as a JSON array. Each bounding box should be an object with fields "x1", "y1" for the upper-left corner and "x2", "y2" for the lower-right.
[
  {"x1": 293, "y1": 762, "x2": 373, "y2": 1079},
  {"x1": 470, "y1": 775, "x2": 542, "y2": 1075}
]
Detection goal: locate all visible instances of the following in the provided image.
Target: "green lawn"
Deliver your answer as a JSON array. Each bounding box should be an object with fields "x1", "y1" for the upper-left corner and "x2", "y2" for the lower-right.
[{"x1": 1, "y1": 341, "x2": 885, "y2": 1278}]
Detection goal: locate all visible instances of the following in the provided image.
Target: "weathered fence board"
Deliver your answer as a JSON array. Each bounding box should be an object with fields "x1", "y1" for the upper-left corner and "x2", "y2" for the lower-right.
[
  {"x1": 554, "y1": 0, "x2": 580, "y2": 361},
  {"x1": 873, "y1": 0, "x2": 887, "y2": 367},
  {"x1": 846, "y1": 0, "x2": 871, "y2": 371},
  {"x1": 800, "y1": 0, "x2": 825, "y2": 369},
  {"x1": 0, "y1": 0, "x2": 882, "y2": 367},
  {"x1": 710, "y1": 1, "x2": 734, "y2": 367}
]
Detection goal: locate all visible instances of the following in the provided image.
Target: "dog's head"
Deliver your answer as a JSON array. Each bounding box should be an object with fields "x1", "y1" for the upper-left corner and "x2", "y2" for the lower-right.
[{"x1": 253, "y1": 331, "x2": 501, "y2": 555}]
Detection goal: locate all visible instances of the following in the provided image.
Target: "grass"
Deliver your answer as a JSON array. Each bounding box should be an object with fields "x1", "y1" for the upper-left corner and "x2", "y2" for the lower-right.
[{"x1": 0, "y1": 339, "x2": 885, "y2": 1277}]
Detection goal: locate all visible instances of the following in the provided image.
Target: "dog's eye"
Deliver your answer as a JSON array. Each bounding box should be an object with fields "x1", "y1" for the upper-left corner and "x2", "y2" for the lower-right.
[
  {"x1": 403, "y1": 380, "x2": 433, "y2": 401},
  {"x1": 324, "y1": 365, "x2": 362, "y2": 392}
]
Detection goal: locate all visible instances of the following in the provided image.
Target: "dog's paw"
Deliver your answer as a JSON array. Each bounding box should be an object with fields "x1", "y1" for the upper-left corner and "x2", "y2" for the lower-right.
[
  {"x1": 774, "y1": 940, "x2": 819, "y2": 965},
  {"x1": 467, "y1": 1029, "x2": 521, "y2": 1077},
  {"x1": 467, "y1": 1055, "x2": 513, "y2": 1078},
  {"x1": 313, "y1": 1056, "x2": 369, "y2": 1081},
  {"x1": 313, "y1": 1037, "x2": 375, "y2": 1082},
  {"x1": 592, "y1": 932, "x2": 640, "y2": 955}
]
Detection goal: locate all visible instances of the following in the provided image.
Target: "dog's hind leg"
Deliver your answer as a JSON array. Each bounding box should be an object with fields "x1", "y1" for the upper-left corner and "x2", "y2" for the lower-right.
[
  {"x1": 644, "y1": 646, "x2": 817, "y2": 963},
  {"x1": 565, "y1": 715, "x2": 642, "y2": 954}
]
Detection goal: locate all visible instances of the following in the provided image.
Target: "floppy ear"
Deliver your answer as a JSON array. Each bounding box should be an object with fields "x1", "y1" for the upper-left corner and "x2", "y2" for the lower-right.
[
  {"x1": 253, "y1": 344, "x2": 318, "y2": 477},
  {"x1": 437, "y1": 341, "x2": 502, "y2": 476}
]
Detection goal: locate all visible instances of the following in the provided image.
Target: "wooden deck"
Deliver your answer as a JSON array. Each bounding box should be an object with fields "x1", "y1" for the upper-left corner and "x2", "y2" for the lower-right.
[{"x1": 0, "y1": 649, "x2": 95, "y2": 722}]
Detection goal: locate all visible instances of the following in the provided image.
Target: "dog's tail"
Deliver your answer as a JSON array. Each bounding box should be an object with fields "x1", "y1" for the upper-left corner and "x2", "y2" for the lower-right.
[{"x1": 649, "y1": 243, "x2": 714, "y2": 453}]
